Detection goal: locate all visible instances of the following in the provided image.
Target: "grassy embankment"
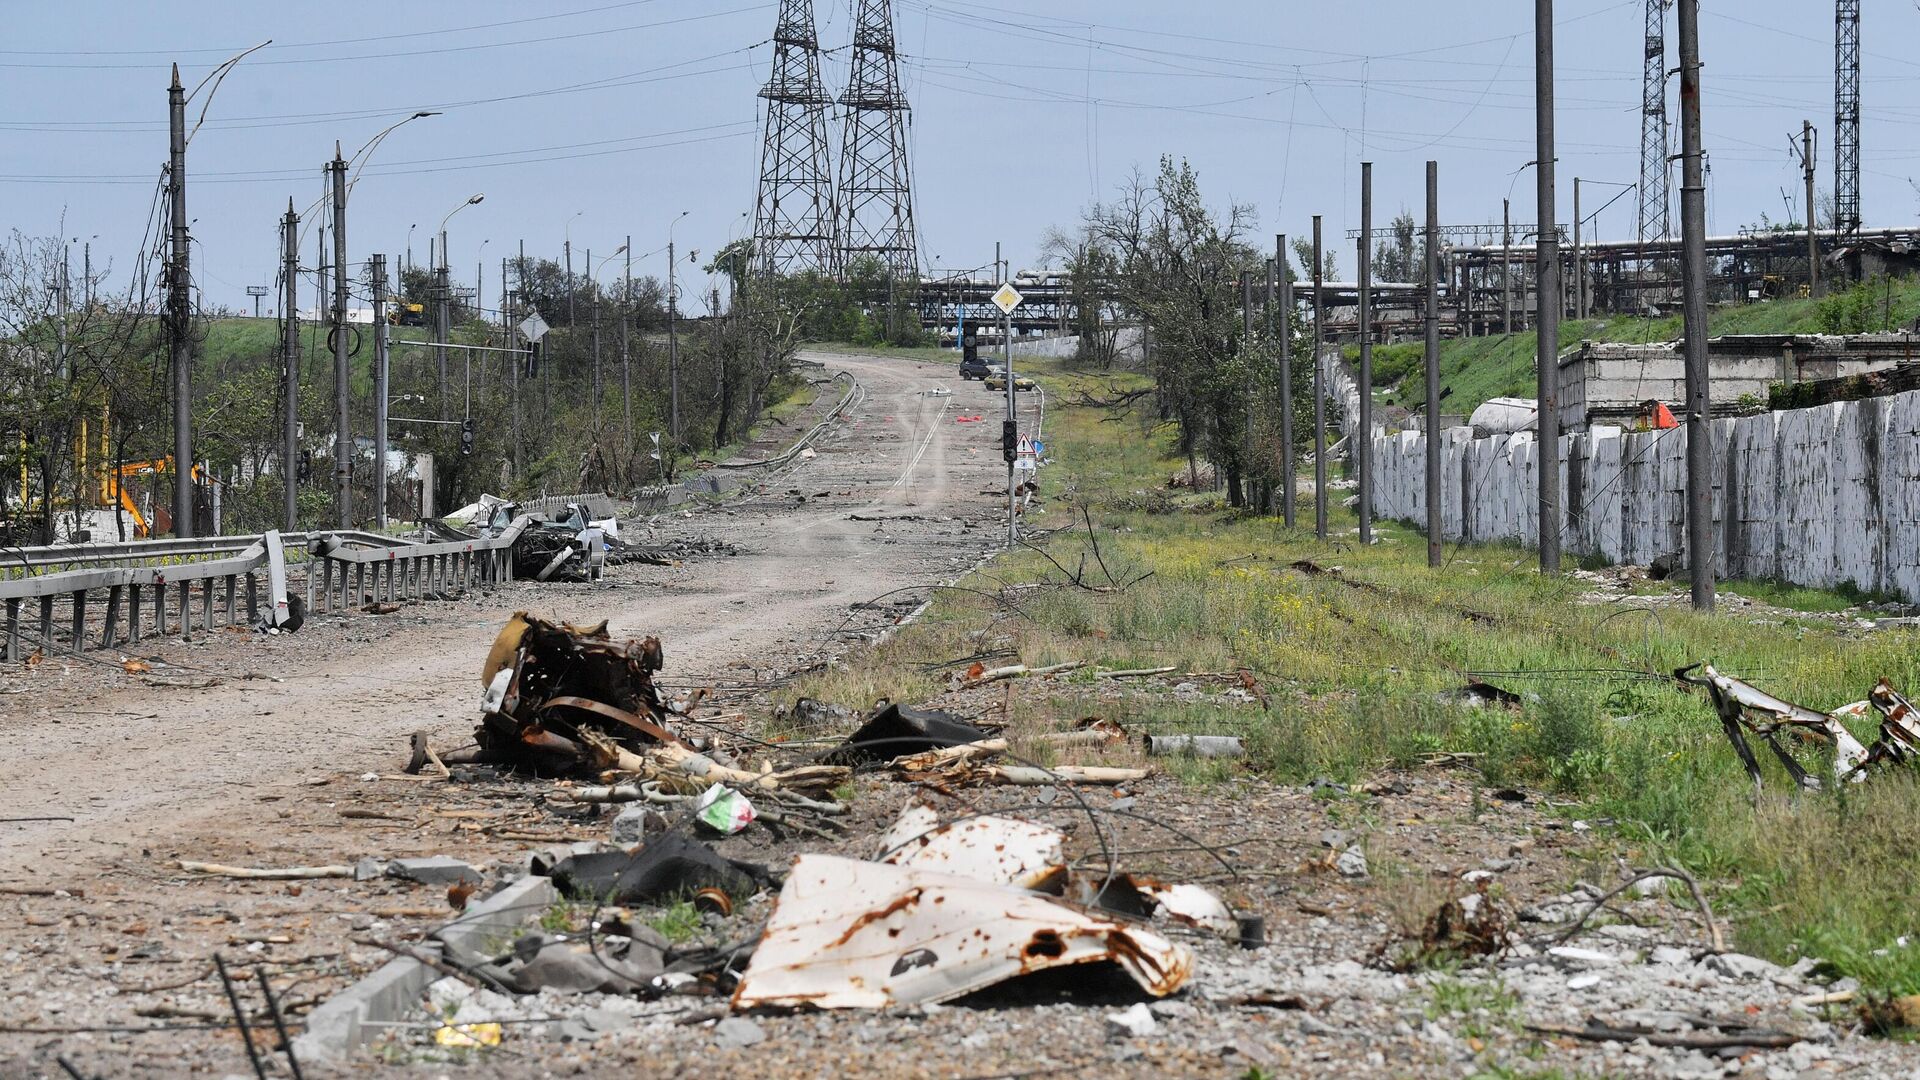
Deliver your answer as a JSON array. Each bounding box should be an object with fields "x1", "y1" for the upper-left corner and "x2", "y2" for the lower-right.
[
  {"x1": 793, "y1": 356, "x2": 1920, "y2": 1003},
  {"x1": 1361, "y1": 275, "x2": 1920, "y2": 418}
]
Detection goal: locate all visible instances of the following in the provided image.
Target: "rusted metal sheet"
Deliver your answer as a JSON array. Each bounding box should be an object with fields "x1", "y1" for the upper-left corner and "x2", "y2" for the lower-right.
[
  {"x1": 731, "y1": 854, "x2": 1191, "y2": 1010},
  {"x1": 875, "y1": 803, "x2": 1067, "y2": 891},
  {"x1": 1677, "y1": 663, "x2": 1920, "y2": 787}
]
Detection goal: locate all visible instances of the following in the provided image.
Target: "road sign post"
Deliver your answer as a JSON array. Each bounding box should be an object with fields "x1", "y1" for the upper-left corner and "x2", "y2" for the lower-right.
[{"x1": 992, "y1": 281, "x2": 1023, "y2": 546}]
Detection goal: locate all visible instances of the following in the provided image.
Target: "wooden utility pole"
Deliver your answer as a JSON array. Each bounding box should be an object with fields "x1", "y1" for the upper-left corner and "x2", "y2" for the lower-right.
[
  {"x1": 1311, "y1": 215, "x2": 1327, "y2": 541},
  {"x1": 1678, "y1": 0, "x2": 1715, "y2": 611},
  {"x1": 1425, "y1": 160, "x2": 1443, "y2": 568},
  {"x1": 1535, "y1": 0, "x2": 1563, "y2": 575},
  {"x1": 330, "y1": 147, "x2": 351, "y2": 528},
  {"x1": 1357, "y1": 161, "x2": 1374, "y2": 544},
  {"x1": 167, "y1": 65, "x2": 195, "y2": 537},
  {"x1": 281, "y1": 200, "x2": 300, "y2": 531}
]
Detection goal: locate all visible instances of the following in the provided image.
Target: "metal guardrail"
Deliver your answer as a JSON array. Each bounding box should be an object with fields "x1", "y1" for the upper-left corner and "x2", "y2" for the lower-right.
[
  {"x1": 303, "y1": 516, "x2": 532, "y2": 615},
  {"x1": 0, "y1": 530, "x2": 397, "y2": 578},
  {"x1": 0, "y1": 531, "x2": 297, "y2": 661},
  {"x1": 522, "y1": 493, "x2": 618, "y2": 519}
]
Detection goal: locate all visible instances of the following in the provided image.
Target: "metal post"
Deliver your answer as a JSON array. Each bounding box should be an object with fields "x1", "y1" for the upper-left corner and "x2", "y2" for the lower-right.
[
  {"x1": 1311, "y1": 216, "x2": 1327, "y2": 541},
  {"x1": 1425, "y1": 161, "x2": 1443, "y2": 568},
  {"x1": 1535, "y1": 0, "x2": 1563, "y2": 576},
  {"x1": 1276, "y1": 233, "x2": 1295, "y2": 527},
  {"x1": 1678, "y1": 0, "x2": 1714, "y2": 611},
  {"x1": 1803, "y1": 120, "x2": 1820, "y2": 297},
  {"x1": 167, "y1": 65, "x2": 194, "y2": 538},
  {"x1": 372, "y1": 254, "x2": 389, "y2": 528},
  {"x1": 330, "y1": 148, "x2": 351, "y2": 528},
  {"x1": 281, "y1": 200, "x2": 300, "y2": 531},
  {"x1": 1357, "y1": 161, "x2": 1373, "y2": 544}
]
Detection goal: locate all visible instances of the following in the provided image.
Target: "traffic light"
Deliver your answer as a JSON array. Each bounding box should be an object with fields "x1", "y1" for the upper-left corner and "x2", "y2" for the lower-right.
[
  {"x1": 297, "y1": 449, "x2": 312, "y2": 484},
  {"x1": 460, "y1": 417, "x2": 476, "y2": 456},
  {"x1": 1001, "y1": 420, "x2": 1017, "y2": 463}
]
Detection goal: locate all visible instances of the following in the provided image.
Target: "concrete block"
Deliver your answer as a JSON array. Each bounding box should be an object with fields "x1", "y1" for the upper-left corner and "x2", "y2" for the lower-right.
[{"x1": 387, "y1": 856, "x2": 482, "y2": 886}]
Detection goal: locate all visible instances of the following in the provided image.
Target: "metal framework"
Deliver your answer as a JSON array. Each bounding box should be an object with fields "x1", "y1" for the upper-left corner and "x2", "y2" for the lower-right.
[
  {"x1": 1834, "y1": 0, "x2": 1861, "y2": 238},
  {"x1": 1637, "y1": 0, "x2": 1672, "y2": 249},
  {"x1": 833, "y1": 0, "x2": 918, "y2": 281},
  {"x1": 751, "y1": 0, "x2": 837, "y2": 277}
]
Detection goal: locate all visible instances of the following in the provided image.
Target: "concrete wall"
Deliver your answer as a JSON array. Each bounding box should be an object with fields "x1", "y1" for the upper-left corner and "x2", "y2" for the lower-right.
[
  {"x1": 1365, "y1": 388, "x2": 1920, "y2": 601},
  {"x1": 1007, "y1": 326, "x2": 1145, "y2": 362}
]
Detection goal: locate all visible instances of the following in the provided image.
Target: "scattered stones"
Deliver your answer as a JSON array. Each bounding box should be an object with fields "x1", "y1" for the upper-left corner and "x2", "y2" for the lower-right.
[
  {"x1": 1704, "y1": 952, "x2": 1784, "y2": 982},
  {"x1": 1546, "y1": 946, "x2": 1619, "y2": 971},
  {"x1": 1334, "y1": 847, "x2": 1369, "y2": 879},
  {"x1": 713, "y1": 1016, "x2": 766, "y2": 1049},
  {"x1": 385, "y1": 856, "x2": 482, "y2": 886},
  {"x1": 1105, "y1": 1002, "x2": 1158, "y2": 1038}
]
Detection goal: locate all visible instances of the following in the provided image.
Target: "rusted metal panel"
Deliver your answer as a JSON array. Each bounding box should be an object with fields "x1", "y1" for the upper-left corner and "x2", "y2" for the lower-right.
[
  {"x1": 732, "y1": 854, "x2": 1191, "y2": 1010},
  {"x1": 875, "y1": 803, "x2": 1066, "y2": 891}
]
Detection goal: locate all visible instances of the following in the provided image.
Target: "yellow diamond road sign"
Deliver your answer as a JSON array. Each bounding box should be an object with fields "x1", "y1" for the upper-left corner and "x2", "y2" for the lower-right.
[{"x1": 991, "y1": 283, "x2": 1023, "y2": 315}]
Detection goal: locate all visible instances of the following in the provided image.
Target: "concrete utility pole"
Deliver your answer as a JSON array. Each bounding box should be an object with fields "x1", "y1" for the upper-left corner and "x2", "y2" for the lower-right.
[
  {"x1": 1357, "y1": 161, "x2": 1374, "y2": 544},
  {"x1": 1311, "y1": 215, "x2": 1328, "y2": 541},
  {"x1": 1802, "y1": 121, "x2": 1820, "y2": 297},
  {"x1": 589, "y1": 246, "x2": 601, "y2": 425},
  {"x1": 167, "y1": 65, "x2": 194, "y2": 537},
  {"x1": 1678, "y1": 0, "x2": 1715, "y2": 611},
  {"x1": 622, "y1": 235, "x2": 634, "y2": 461},
  {"x1": 372, "y1": 254, "x2": 390, "y2": 528},
  {"x1": 1502, "y1": 199, "x2": 1514, "y2": 335},
  {"x1": 668, "y1": 239, "x2": 681, "y2": 452},
  {"x1": 1276, "y1": 233, "x2": 1295, "y2": 527},
  {"x1": 1535, "y1": 0, "x2": 1563, "y2": 576},
  {"x1": 1425, "y1": 161, "x2": 1443, "y2": 569},
  {"x1": 1573, "y1": 178, "x2": 1584, "y2": 320},
  {"x1": 435, "y1": 258, "x2": 451, "y2": 420},
  {"x1": 507, "y1": 254, "x2": 522, "y2": 480},
  {"x1": 281, "y1": 200, "x2": 300, "y2": 531},
  {"x1": 1240, "y1": 269, "x2": 1254, "y2": 508},
  {"x1": 330, "y1": 147, "x2": 352, "y2": 528},
  {"x1": 999, "y1": 242, "x2": 1016, "y2": 547}
]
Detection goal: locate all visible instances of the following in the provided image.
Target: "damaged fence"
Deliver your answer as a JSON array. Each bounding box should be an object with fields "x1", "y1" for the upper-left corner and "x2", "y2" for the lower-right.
[
  {"x1": 0, "y1": 529, "x2": 305, "y2": 660},
  {"x1": 1678, "y1": 662, "x2": 1920, "y2": 789}
]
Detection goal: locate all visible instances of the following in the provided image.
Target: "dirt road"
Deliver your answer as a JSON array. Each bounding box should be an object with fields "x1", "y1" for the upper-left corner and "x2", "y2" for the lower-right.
[{"x1": 0, "y1": 351, "x2": 1021, "y2": 875}]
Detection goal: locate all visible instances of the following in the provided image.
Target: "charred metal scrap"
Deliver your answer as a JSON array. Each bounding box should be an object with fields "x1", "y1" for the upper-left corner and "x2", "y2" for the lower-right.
[
  {"x1": 424, "y1": 612, "x2": 687, "y2": 776},
  {"x1": 1676, "y1": 662, "x2": 1920, "y2": 789}
]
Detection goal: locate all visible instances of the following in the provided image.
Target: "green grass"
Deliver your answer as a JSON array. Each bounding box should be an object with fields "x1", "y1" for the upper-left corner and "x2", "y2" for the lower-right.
[
  {"x1": 1361, "y1": 274, "x2": 1920, "y2": 418},
  {"x1": 1425, "y1": 974, "x2": 1520, "y2": 1040},
  {"x1": 648, "y1": 901, "x2": 703, "y2": 943},
  {"x1": 794, "y1": 355, "x2": 1920, "y2": 1006}
]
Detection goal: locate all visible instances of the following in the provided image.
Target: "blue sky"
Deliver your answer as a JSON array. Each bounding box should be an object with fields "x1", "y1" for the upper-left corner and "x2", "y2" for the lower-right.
[{"x1": 4, "y1": 1, "x2": 1916, "y2": 312}]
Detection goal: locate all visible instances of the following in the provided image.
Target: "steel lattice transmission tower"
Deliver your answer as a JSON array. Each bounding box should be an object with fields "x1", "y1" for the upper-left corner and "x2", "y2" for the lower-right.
[
  {"x1": 1636, "y1": 0, "x2": 1672, "y2": 249},
  {"x1": 752, "y1": 0, "x2": 838, "y2": 278},
  {"x1": 834, "y1": 0, "x2": 918, "y2": 281},
  {"x1": 1834, "y1": 0, "x2": 1861, "y2": 238}
]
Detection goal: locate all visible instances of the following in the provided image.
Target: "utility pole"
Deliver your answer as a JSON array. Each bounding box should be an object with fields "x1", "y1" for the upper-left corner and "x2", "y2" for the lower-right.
[
  {"x1": 589, "y1": 246, "x2": 602, "y2": 426},
  {"x1": 1572, "y1": 178, "x2": 1583, "y2": 320},
  {"x1": 1311, "y1": 215, "x2": 1327, "y2": 541},
  {"x1": 622, "y1": 235, "x2": 634, "y2": 463},
  {"x1": 1678, "y1": 0, "x2": 1714, "y2": 611},
  {"x1": 667, "y1": 239, "x2": 681, "y2": 454},
  {"x1": 1801, "y1": 121, "x2": 1821, "y2": 296},
  {"x1": 1535, "y1": 0, "x2": 1563, "y2": 576},
  {"x1": 1501, "y1": 198, "x2": 1514, "y2": 335},
  {"x1": 1425, "y1": 161, "x2": 1443, "y2": 568},
  {"x1": 1240, "y1": 269, "x2": 1254, "y2": 509},
  {"x1": 1357, "y1": 161, "x2": 1373, "y2": 544},
  {"x1": 281, "y1": 200, "x2": 300, "y2": 531},
  {"x1": 507, "y1": 254, "x2": 522, "y2": 480},
  {"x1": 1276, "y1": 233, "x2": 1295, "y2": 528},
  {"x1": 372, "y1": 254, "x2": 390, "y2": 528},
  {"x1": 1000, "y1": 242, "x2": 1016, "y2": 547},
  {"x1": 167, "y1": 65, "x2": 195, "y2": 537},
  {"x1": 330, "y1": 147, "x2": 352, "y2": 528},
  {"x1": 435, "y1": 249, "x2": 451, "y2": 421},
  {"x1": 564, "y1": 239, "x2": 576, "y2": 332}
]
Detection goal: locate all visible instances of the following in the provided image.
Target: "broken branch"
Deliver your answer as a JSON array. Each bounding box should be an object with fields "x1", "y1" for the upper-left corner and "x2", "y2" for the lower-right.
[{"x1": 176, "y1": 861, "x2": 353, "y2": 880}]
